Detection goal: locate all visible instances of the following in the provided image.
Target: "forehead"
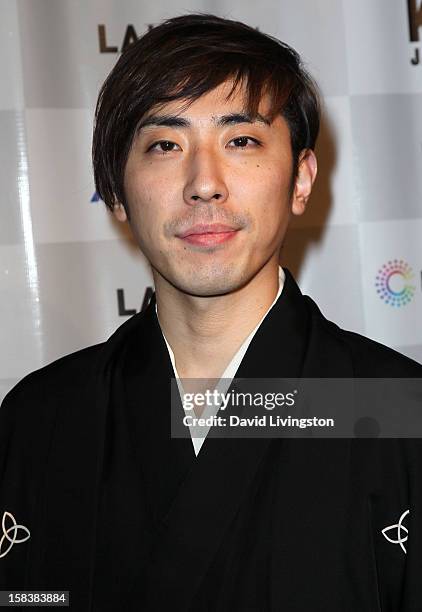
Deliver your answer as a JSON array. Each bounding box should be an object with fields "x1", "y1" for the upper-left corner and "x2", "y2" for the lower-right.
[{"x1": 141, "y1": 79, "x2": 274, "y2": 124}]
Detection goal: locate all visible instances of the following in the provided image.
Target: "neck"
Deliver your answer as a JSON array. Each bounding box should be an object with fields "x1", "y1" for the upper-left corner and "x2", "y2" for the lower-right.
[{"x1": 153, "y1": 257, "x2": 281, "y2": 379}]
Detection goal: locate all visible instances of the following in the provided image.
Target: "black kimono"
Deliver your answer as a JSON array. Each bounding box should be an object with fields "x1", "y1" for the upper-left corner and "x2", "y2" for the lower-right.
[{"x1": 1, "y1": 267, "x2": 422, "y2": 611}]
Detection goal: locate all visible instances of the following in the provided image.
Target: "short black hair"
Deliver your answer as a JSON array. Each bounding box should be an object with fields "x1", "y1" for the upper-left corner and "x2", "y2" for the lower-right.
[{"x1": 92, "y1": 13, "x2": 321, "y2": 213}]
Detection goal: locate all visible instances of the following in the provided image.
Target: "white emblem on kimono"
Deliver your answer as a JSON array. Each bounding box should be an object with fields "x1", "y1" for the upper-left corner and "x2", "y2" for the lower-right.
[
  {"x1": 381, "y1": 509, "x2": 409, "y2": 554},
  {"x1": 0, "y1": 511, "x2": 31, "y2": 558}
]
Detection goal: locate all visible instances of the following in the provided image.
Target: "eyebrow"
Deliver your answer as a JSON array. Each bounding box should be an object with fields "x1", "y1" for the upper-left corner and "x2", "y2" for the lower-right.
[{"x1": 136, "y1": 112, "x2": 271, "y2": 132}]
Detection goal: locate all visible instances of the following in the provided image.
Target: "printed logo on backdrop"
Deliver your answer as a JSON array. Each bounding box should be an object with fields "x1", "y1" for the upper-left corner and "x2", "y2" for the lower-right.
[
  {"x1": 375, "y1": 260, "x2": 417, "y2": 307},
  {"x1": 408, "y1": 0, "x2": 422, "y2": 65},
  {"x1": 98, "y1": 24, "x2": 154, "y2": 53},
  {"x1": 97, "y1": 23, "x2": 260, "y2": 55},
  {"x1": 117, "y1": 288, "x2": 155, "y2": 315}
]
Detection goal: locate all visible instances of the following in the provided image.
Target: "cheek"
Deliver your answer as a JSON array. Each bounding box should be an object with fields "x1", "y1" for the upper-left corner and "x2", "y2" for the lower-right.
[
  {"x1": 124, "y1": 170, "x2": 179, "y2": 242},
  {"x1": 235, "y1": 164, "x2": 291, "y2": 212},
  {"x1": 233, "y1": 164, "x2": 291, "y2": 245}
]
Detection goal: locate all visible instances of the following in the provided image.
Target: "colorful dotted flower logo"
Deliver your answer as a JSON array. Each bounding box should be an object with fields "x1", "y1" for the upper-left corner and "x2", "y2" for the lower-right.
[{"x1": 375, "y1": 260, "x2": 415, "y2": 307}]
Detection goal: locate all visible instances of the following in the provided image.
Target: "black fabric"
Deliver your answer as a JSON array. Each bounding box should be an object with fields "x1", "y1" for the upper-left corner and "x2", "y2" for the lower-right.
[{"x1": 1, "y1": 268, "x2": 422, "y2": 611}]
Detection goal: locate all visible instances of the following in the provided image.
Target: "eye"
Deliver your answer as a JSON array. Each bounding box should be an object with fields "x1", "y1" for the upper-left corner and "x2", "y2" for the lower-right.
[
  {"x1": 227, "y1": 136, "x2": 261, "y2": 149},
  {"x1": 145, "y1": 136, "x2": 260, "y2": 153},
  {"x1": 147, "y1": 140, "x2": 181, "y2": 153}
]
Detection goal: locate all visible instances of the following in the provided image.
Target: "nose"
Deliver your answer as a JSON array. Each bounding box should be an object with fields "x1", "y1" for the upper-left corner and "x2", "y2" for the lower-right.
[{"x1": 183, "y1": 147, "x2": 229, "y2": 206}]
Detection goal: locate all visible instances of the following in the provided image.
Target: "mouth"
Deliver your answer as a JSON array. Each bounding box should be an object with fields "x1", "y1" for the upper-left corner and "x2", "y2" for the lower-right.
[{"x1": 176, "y1": 223, "x2": 240, "y2": 247}]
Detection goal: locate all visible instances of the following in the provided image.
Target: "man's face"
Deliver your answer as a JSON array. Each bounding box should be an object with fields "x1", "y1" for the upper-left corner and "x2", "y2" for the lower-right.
[{"x1": 114, "y1": 80, "x2": 317, "y2": 297}]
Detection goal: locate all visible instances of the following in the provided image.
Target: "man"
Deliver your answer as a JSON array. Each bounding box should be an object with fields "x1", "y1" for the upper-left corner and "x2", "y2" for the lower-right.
[{"x1": 1, "y1": 13, "x2": 422, "y2": 611}]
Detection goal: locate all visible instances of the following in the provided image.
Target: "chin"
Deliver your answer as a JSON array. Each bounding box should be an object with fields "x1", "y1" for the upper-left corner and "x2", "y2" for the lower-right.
[{"x1": 174, "y1": 270, "x2": 243, "y2": 298}]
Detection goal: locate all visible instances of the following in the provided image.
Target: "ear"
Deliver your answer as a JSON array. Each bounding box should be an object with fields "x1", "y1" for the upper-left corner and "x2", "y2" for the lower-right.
[
  {"x1": 291, "y1": 149, "x2": 318, "y2": 216},
  {"x1": 112, "y1": 200, "x2": 128, "y2": 222}
]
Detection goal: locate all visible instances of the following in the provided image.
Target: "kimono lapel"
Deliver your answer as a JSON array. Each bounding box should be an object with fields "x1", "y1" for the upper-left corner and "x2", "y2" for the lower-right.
[
  {"x1": 87, "y1": 294, "x2": 196, "y2": 610},
  {"x1": 141, "y1": 268, "x2": 352, "y2": 610},
  {"x1": 122, "y1": 297, "x2": 196, "y2": 532}
]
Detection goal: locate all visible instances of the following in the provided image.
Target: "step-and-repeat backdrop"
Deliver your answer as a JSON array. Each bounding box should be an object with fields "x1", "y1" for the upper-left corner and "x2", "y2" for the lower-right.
[{"x1": 1, "y1": 0, "x2": 422, "y2": 401}]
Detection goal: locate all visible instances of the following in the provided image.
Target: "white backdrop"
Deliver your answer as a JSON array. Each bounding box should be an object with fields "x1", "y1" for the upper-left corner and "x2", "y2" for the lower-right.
[{"x1": 1, "y1": 0, "x2": 422, "y2": 402}]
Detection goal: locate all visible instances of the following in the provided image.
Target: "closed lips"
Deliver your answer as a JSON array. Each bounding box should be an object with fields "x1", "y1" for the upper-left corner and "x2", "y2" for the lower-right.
[{"x1": 178, "y1": 224, "x2": 239, "y2": 238}]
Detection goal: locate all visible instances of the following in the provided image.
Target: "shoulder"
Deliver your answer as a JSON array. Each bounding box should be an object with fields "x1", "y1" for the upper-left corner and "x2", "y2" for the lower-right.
[
  {"x1": 1, "y1": 303, "x2": 153, "y2": 415},
  {"x1": 303, "y1": 295, "x2": 422, "y2": 377},
  {"x1": 0, "y1": 342, "x2": 105, "y2": 416},
  {"x1": 0, "y1": 301, "x2": 152, "y2": 418},
  {"x1": 0, "y1": 343, "x2": 110, "y2": 478}
]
